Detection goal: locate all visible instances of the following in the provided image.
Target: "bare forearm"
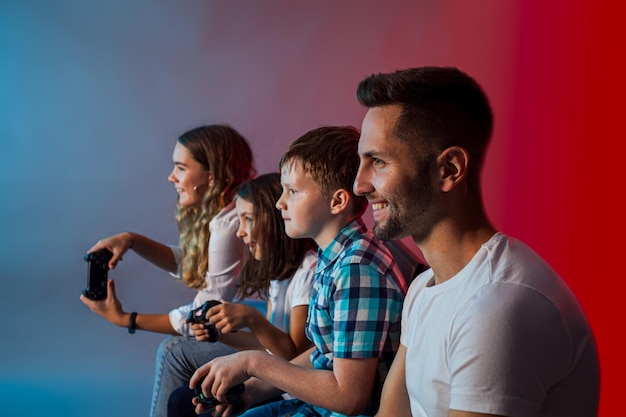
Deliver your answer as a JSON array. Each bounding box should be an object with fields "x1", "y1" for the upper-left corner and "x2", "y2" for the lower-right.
[
  {"x1": 245, "y1": 351, "x2": 375, "y2": 415},
  {"x1": 375, "y1": 344, "x2": 411, "y2": 417},
  {"x1": 247, "y1": 304, "x2": 310, "y2": 360},
  {"x1": 131, "y1": 312, "x2": 178, "y2": 334},
  {"x1": 219, "y1": 330, "x2": 264, "y2": 351},
  {"x1": 211, "y1": 305, "x2": 306, "y2": 359},
  {"x1": 246, "y1": 316, "x2": 300, "y2": 359},
  {"x1": 127, "y1": 232, "x2": 178, "y2": 274}
]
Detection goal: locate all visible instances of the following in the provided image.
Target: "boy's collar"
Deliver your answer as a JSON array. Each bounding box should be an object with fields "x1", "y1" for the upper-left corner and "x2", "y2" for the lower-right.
[{"x1": 317, "y1": 217, "x2": 367, "y2": 267}]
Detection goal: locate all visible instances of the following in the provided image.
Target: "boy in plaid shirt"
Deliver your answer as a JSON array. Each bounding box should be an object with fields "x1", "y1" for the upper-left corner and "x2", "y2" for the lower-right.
[{"x1": 189, "y1": 126, "x2": 407, "y2": 417}]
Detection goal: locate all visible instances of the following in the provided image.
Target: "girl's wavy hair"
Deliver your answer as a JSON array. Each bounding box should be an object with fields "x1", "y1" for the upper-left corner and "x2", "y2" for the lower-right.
[
  {"x1": 176, "y1": 125, "x2": 255, "y2": 290},
  {"x1": 235, "y1": 173, "x2": 317, "y2": 300}
]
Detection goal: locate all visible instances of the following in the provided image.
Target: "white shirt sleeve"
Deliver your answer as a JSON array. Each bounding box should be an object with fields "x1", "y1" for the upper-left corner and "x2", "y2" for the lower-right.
[{"x1": 167, "y1": 202, "x2": 245, "y2": 335}]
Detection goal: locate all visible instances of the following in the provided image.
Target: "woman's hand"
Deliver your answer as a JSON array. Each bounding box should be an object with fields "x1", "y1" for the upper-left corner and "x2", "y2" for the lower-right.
[
  {"x1": 87, "y1": 232, "x2": 134, "y2": 270},
  {"x1": 79, "y1": 279, "x2": 128, "y2": 327}
]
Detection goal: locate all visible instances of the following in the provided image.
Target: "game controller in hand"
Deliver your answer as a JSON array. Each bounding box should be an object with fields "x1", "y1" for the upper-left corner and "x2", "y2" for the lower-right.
[
  {"x1": 194, "y1": 378, "x2": 245, "y2": 414},
  {"x1": 82, "y1": 249, "x2": 113, "y2": 301},
  {"x1": 187, "y1": 300, "x2": 222, "y2": 342}
]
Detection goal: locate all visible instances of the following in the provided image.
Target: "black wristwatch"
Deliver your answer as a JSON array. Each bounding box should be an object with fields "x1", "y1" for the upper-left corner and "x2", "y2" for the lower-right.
[{"x1": 128, "y1": 312, "x2": 138, "y2": 334}]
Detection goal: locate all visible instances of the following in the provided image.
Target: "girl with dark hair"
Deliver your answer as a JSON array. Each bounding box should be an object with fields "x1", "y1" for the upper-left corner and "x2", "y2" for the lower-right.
[{"x1": 159, "y1": 173, "x2": 317, "y2": 417}]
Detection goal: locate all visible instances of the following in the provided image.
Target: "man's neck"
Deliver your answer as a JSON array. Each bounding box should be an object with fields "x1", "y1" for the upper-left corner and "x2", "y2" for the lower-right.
[{"x1": 416, "y1": 222, "x2": 497, "y2": 285}]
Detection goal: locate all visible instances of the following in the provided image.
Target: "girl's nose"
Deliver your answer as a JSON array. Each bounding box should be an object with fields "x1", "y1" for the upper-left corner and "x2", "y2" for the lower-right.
[{"x1": 167, "y1": 168, "x2": 177, "y2": 183}]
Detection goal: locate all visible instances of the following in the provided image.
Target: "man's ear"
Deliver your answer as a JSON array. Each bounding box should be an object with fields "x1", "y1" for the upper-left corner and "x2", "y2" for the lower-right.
[
  {"x1": 437, "y1": 146, "x2": 469, "y2": 192},
  {"x1": 329, "y1": 188, "x2": 351, "y2": 215}
]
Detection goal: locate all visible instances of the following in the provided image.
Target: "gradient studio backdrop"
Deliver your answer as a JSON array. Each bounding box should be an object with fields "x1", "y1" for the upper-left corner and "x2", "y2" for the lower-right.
[{"x1": 0, "y1": 1, "x2": 622, "y2": 416}]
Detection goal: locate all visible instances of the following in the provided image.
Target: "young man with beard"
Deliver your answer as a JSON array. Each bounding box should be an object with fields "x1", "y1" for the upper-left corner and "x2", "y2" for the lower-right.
[{"x1": 353, "y1": 66, "x2": 600, "y2": 417}]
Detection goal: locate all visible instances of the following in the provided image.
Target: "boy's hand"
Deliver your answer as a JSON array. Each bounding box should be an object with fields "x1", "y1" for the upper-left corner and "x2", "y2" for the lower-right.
[
  {"x1": 192, "y1": 395, "x2": 239, "y2": 416},
  {"x1": 190, "y1": 351, "x2": 255, "y2": 403}
]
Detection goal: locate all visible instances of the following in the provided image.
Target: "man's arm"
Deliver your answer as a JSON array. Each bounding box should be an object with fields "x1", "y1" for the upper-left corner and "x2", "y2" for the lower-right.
[
  {"x1": 374, "y1": 345, "x2": 502, "y2": 417},
  {"x1": 375, "y1": 344, "x2": 411, "y2": 417}
]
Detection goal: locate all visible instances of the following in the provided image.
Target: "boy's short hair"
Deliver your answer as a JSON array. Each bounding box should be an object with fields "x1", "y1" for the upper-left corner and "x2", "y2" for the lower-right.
[{"x1": 279, "y1": 126, "x2": 368, "y2": 217}]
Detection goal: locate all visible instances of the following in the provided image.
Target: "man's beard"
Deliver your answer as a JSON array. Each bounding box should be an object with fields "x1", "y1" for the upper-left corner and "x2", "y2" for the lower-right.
[
  {"x1": 373, "y1": 203, "x2": 409, "y2": 241},
  {"x1": 372, "y1": 162, "x2": 433, "y2": 241}
]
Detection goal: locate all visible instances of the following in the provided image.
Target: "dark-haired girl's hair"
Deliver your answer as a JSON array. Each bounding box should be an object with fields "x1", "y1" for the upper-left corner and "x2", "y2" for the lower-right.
[{"x1": 235, "y1": 173, "x2": 316, "y2": 300}]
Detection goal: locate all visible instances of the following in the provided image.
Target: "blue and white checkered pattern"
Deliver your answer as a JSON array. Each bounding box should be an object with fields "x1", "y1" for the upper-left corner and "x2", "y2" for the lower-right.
[{"x1": 304, "y1": 218, "x2": 407, "y2": 416}]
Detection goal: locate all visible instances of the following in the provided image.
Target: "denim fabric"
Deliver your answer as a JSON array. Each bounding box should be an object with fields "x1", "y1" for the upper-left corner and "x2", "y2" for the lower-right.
[
  {"x1": 239, "y1": 399, "x2": 305, "y2": 417},
  {"x1": 240, "y1": 399, "x2": 374, "y2": 417},
  {"x1": 166, "y1": 385, "x2": 197, "y2": 417},
  {"x1": 150, "y1": 335, "x2": 238, "y2": 417}
]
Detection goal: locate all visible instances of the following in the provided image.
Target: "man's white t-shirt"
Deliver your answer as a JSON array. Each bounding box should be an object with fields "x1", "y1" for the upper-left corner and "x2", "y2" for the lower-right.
[{"x1": 402, "y1": 233, "x2": 599, "y2": 417}]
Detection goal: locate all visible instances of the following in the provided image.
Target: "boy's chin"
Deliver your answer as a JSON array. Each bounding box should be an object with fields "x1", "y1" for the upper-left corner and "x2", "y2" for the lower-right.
[{"x1": 285, "y1": 228, "x2": 306, "y2": 240}]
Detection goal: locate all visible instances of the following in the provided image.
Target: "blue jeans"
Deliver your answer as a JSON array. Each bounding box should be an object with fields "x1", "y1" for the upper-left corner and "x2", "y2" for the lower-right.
[
  {"x1": 239, "y1": 399, "x2": 306, "y2": 417},
  {"x1": 150, "y1": 335, "x2": 238, "y2": 417},
  {"x1": 167, "y1": 385, "x2": 285, "y2": 417},
  {"x1": 240, "y1": 399, "x2": 372, "y2": 417}
]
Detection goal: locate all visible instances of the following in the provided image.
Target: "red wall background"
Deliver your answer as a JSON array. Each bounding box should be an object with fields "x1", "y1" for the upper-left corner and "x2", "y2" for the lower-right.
[{"x1": 500, "y1": 2, "x2": 624, "y2": 414}]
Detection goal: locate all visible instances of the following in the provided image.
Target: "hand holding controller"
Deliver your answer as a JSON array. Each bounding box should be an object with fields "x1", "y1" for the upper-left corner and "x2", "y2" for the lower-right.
[
  {"x1": 187, "y1": 300, "x2": 222, "y2": 342},
  {"x1": 82, "y1": 249, "x2": 113, "y2": 301},
  {"x1": 194, "y1": 378, "x2": 245, "y2": 414}
]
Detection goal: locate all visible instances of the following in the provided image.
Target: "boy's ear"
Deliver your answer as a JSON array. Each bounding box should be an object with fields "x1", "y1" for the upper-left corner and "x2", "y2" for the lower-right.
[{"x1": 329, "y1": 188, "x2": 351, "y2": 215}]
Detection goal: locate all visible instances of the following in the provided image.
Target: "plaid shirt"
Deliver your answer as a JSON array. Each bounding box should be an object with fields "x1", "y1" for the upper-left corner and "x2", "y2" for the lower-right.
[{"x1": 303, "y1": 218, "x2": 406, "y2": 417}]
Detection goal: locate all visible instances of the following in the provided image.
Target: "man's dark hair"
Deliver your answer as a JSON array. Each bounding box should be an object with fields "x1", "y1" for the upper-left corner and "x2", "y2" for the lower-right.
[{"x1": 357, "y1": 66, "x2": 494, "y2": 183}]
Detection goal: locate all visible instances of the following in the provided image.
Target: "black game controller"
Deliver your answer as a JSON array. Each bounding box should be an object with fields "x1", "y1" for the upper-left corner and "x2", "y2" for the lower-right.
[
  {"x1": 82, "y1": 249, "x2": 113, "y2": 301},
  {"x1": 194, "y1": 378, "x2": 245, "y2": 413},
  {"x1": 187, "y1": 300, "x2": 222, "y2": 343}
]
